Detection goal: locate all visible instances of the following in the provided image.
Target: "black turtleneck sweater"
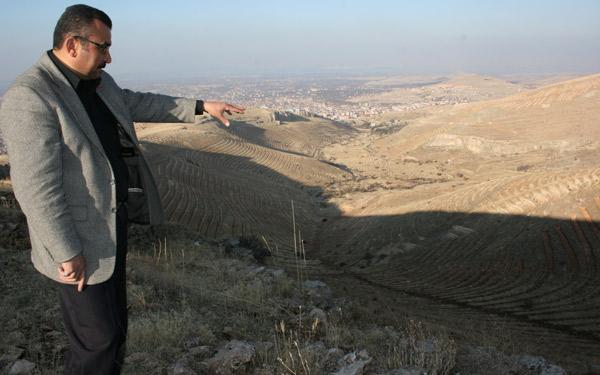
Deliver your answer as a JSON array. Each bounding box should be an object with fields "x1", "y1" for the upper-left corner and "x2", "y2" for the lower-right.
[{"x1": 48, "y1": 50, "x2": 130, "y2": 202}]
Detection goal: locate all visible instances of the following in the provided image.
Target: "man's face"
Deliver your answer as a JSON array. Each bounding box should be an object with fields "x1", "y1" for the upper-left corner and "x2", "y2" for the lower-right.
[{"x1": 74, "y1": 19, "x2": 112, "y2": 79}]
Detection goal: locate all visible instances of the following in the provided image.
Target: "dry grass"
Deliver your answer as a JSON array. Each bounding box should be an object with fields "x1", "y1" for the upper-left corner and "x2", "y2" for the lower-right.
[
  {"x1": 0, "y1": 245, "x2": 65, "y2": 374},
  {"x1": 1, "y1": 218, "x2": 458, "y2": 374}
]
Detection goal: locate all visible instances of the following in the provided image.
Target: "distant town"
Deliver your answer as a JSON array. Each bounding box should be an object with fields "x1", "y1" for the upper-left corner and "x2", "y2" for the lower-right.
[{"x1": 127, "y1": 76, "x2": 477, "y2": 122}]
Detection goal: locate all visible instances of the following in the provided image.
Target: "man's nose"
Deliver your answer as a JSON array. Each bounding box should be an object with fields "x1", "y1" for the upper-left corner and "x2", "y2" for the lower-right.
[{"x1": 105, "y1": 51, "x2": 112, "y2": 64}]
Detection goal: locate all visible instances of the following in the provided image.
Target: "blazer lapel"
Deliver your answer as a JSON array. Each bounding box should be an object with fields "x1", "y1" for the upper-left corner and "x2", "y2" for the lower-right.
[
  {"x1": 37, "y1": 54, "x2": 106, "y2": 153},
  {"x1": 96, "y1": 85, "x2": 138, "y2": 144}
]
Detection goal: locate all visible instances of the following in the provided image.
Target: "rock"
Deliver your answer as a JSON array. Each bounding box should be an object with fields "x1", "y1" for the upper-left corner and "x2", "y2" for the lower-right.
[
  {"x1": 322, "y1": 348, "x2": 344, "y2": 370},
  {"x1": 227, "y1": 238, "x2": 240, "y2": 247},
  {"x1": 355, "y1": 349, "x2": 370, "y2": 360},
  {"x1": 516, "y1": 355, "x2": 547, "y2": 369},
  {"x1": 8, "y1": 360, "x2": 35, "y2": 375},
  {"x1": 303, "y1": 280, "x2": 333, "y2": 307},
  {"x1": 125, "y1": 352, "x2": 149, "y2": 364},
  {"x1": 304, "y1": 341, "x2": 327, "y2": 359},
  {"x1": 238, "y1": 236, "x2": 271, "y2": 261},
  {"x1": 455, "y1": 350, "x2": 568, "y2": 375},
  {"x1": 304, "y1": 280, "x2": 329, "y2": 289},
  {"x1": 514, "y1": 355, "x2": 567, "y2": 375},
  {"x1": 206, "y1": 340, "x2": 255, "y2": 374},
  {"x1": 222, "y1": 326, "x2": 234, "y2": 338},
  {"x1": 271, "y1": 269, "x2": 286, "y2": 278},
  {"x1": 168, "y1": 357, "x2": 195, "y2": 375},
  {"x1": 309, "y1": 308, "x2": 327, "y2": 325},
  {"x1": 540, "y1": 365, "x2": 567, "y2": 375},
  {"x1": 0, "y1": 347, "x2": 24, "y2": 368},
  {"x1": 334, "y1": 350, "x2": 372, "y2": 375},
  {"x1": 248, "y1": 266, "x2": 265, "y2": 275},
  {"x1": 455, "y1": 345, "x2": 517, "y2": 374},
  {"x1": 385, "y1": 367, "x2": 427, "y2": 375},
  {"x1": 184, "y1": 336, "x2": 205, "y2": 349},
  {"x1": 188, "y1": 345, "x2": 212, "y2": 359}
]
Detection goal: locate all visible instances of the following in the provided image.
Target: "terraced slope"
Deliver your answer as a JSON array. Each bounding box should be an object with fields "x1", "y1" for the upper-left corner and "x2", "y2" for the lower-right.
[
  {"x1": 137, "y1": 74, "x2": 600, "y2": 371},
  {"x1": 226, "y1": 108, "x2": 356, "y2": 159},
  {"x1": 315, "y1": 74, "x2": 600, "y2": 369},
  {"x1": 138, "y1": 119, "x2": 351, "y2": 270}
]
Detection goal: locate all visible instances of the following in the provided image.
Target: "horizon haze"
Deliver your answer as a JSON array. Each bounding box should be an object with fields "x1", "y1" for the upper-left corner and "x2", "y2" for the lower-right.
[{"x1": 0, "y1": 0, "x2": 599, "y2": 88}]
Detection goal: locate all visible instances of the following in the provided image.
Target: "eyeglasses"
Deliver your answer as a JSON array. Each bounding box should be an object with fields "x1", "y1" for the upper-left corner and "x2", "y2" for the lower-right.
[{"x1": 74, "y1": 35, "x2": 111, "y2": 53}]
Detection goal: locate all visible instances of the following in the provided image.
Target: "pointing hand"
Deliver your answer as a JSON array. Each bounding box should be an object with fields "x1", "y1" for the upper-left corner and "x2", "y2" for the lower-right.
[{"x1": 203, "y1": 101, "x2": 245, "y2": 127}]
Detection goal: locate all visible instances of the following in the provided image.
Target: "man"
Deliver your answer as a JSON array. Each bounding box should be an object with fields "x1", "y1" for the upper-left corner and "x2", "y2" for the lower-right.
[{"x1": 0, "y1": 4, "x2": 244, "y2": 374}]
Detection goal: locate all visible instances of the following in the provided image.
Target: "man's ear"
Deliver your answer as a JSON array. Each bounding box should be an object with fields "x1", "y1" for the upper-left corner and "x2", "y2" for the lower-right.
[{"x1": 65, "y1": 37, "x2": 78, "y2": 58}]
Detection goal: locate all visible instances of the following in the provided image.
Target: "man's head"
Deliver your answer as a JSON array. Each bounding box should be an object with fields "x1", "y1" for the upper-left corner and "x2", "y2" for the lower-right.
[{"x1": 53, "y1": 4, "x2": 113, "y2": 79}]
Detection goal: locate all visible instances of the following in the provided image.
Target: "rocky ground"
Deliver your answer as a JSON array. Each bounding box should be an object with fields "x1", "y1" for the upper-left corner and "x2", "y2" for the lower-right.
[
  {"x1": 0, "y1": 178, "x2": 577, "y2": 374},
  {"x1": 3, "y1": 74, "x2": 600, "y2": 374}
]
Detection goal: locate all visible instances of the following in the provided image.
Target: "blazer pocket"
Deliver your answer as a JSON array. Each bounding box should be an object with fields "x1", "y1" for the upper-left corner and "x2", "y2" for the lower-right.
[{"x1": 69, "y1": 205, "x2": 88, "y2": 221}]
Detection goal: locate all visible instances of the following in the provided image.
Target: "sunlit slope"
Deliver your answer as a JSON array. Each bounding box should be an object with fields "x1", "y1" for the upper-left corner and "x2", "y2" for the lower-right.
[
  {"x1": 134, "y1": 75, "x2": 600, "y2": 365},
  {"x1": 316, "y1": 74, "x2": 600, "y2": 349},
  {"x1": 379, "y1": 73, "x2": 600, "y2": 154},
  {"x1": 349, "y1": 74, "x2": 524, "y2": 105},
  {"x1": 227, "y1": 107, "x2": 356, "y2": 159}
]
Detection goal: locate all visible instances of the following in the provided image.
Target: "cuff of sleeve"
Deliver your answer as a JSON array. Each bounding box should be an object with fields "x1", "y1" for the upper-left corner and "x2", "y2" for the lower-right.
[
  {"x1": 195, "y1": 100, "x2": 204, "y2": 115},
  {"x1": 55, "y1": 250, "x2": 83, "y2": 264}
]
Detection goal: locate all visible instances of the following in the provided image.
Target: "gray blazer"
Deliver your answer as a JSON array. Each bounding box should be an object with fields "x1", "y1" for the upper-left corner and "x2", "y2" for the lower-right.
[{"x1": 0, "y1": 53, "x2": 196, "y2": 284}]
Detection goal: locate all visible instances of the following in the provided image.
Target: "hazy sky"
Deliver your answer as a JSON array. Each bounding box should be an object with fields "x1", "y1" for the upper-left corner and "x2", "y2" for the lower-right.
[{"x1": 1, "y1": 0, "x2": 599, "y2": 84}]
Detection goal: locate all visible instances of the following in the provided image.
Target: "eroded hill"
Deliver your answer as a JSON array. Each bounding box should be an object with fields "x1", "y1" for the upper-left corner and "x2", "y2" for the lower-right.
[{"x1": 137, "y1": 74, "x2": 600, "y2": 372}]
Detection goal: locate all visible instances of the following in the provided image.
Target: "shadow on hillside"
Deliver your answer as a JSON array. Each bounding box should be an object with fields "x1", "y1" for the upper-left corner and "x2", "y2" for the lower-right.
[
  {"x1": 140, "y1": 139, "x2": 600, "y2": 369},
  {"x1": 6, "y1": 133, "x2": 597, "y2": 368},
  {"x1": 140, "y1": 139, "x2": 600, "y2": 345},
  {"x1": 315, "y1": 211, "x2": 600, "y2": 371},
  {"x1": 317, "y1": 211, "x2": 599, "y2": 325},
  {"x1": 140, "y1": 141, "x2": 344, "y2": 241}
]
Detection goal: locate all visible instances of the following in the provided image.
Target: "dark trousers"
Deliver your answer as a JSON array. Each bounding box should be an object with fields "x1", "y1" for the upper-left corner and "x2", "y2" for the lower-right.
[{"x1": 58, "y1": 205, "x2": 128, "y2": 375}]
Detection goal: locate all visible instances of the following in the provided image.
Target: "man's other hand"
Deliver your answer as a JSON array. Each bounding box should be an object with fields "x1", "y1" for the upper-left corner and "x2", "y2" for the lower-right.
[
  {"x1": 59, "y1": 254, "x2": 87, "y2": 292},
  {"x1": 203, "y1": 101, "x2": 245, "y2": 127}
]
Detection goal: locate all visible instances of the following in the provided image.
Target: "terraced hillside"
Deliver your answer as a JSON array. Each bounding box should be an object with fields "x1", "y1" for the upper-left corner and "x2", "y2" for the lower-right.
[
  {"x1": 316, "y1": 74, "x2": 600, "y2": 369},
  {"x1": 137, "y1": 115, "x2": 352, "y2": 270},
  {"x1": 138, "y1": 74, "x2": 600, "y2": 371}
]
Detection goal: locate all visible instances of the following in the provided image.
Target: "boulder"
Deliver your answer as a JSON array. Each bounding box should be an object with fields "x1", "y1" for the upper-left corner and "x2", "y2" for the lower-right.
[
  {"x1": 334, "y1": 350, "x2": 372, "y2": 375},
  {"x1": 309, "y1": 307, "x2": 327, "y2": 325},
  {"x1": 168, "y1": 357, "x2": 195, "y2": 375},
  {"x1": 515, "y1": 355, "x2": 566, "y2": 375},
  {"x1": 8, "y1": 360, "x2": 35, "y2": 375},
  {"x1": 385, "y1": 367, "x2": 427, "y2": 375},
  {"x1": 303, "y1": 280, "x2": 333, "y2": 307},
  {"x1": 205, "y1": 340, "x2": 255, "y2": 374}
]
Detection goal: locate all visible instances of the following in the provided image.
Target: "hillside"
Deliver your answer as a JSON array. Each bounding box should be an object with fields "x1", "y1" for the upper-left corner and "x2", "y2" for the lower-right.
[
  {"x1": 317, "y1": 74, "x2": 600, "y2": 369},
  {"x1": 134, "y1": 74, "x2": 600, "y2": 372},
  {"x1": 347, "y1": 74, "x2": 525, "y2": 106},
  {"x1": 1, "y1": 73, "x2": 599, "y2": 373}
]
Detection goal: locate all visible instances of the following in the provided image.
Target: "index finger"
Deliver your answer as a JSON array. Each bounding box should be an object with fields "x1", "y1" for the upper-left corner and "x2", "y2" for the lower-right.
[
  {"x1": 77, "y1": 271, "x2": 86, "y2": 292},
  {"x1": 226, "y1": 104, "x2": 245, "y2": 113}
]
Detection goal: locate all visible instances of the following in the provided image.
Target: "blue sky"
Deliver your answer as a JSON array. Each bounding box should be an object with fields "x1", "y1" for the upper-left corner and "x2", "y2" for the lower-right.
[{"x1": 0, "y1": 0, "x2": 599, "y2": 83}]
